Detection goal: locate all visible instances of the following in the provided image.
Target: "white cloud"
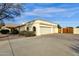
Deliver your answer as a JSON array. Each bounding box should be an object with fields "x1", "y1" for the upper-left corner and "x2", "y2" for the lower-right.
[
  {"x1": 24, "y1": 7, "x2": 79, "y2": 18},
  {"x1": 24, "y1": 7, "x2": 66, "y2": 17},
  {"x1": 15, "y1": 7, "x2": 79, "y2": 21},
  {"x1": 33, "y1": 7, "x2": 66, "y2": 13},
  {"x1": 54, "y1": 20, "x2": 79, "y2": 23},
  {"x1": 60, "y1": 7, "x2": 79, "y2": 17}
]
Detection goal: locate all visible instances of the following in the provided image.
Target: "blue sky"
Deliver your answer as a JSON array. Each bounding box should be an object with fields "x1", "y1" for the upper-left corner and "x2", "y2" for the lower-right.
[{"x1": 5, "y1": 3, "x2": 79, "y2": 27}]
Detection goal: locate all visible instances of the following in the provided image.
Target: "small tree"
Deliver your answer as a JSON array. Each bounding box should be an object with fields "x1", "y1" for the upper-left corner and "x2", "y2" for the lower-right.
[
  {"x1": 76, "y1": 26, "x2": 79, "y2": 28},
  {"x1": 0, "y1": 3, "x2": 24, "y2": 27},
  {"x1": 57, "y1": 24, "x2": 62, "y2": 29}
]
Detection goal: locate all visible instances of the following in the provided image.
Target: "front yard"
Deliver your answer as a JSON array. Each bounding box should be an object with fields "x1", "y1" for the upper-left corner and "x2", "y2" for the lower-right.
[{"x1": 0, "y1": 34, "x2": 79, "y2": 56}]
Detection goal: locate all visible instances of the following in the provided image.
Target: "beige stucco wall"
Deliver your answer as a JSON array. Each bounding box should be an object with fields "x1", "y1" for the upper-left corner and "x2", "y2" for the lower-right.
[
  {"x1": 33, "y1": 20, "x2": 58, "y2": 36},
  {"x1": 73, "y1": 28, "x2": 79, "y2": 34},
  {"x1": 33, "y1": 23, "x2": 40, "y2": 36},
  {"x1": 17, "y1": 20, "x2": 58, "y2": 36},
  {"x1": 52, "y1": 25, "x2": 58, "y2": 33},
  {"x1": 18, "y1": 26, "x2": 26, "y2": 31}
]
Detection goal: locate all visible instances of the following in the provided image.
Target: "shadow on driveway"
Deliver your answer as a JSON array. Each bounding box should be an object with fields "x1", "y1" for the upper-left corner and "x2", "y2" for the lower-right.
[{"x1": 69, "y1": 44, "x2": 79, "y2": 54}]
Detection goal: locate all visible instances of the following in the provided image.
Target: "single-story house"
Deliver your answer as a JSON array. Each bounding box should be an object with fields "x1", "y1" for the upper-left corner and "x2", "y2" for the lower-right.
[
  {"x1": 16, "y1": 19, "x2": 58, "y2": 36},
  {"x1": 1, "y1": 24, "x2": 19, "y2": 33}
]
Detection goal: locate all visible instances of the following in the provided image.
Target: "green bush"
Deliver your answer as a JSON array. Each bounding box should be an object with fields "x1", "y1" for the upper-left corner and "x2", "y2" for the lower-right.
[
  {"x1": 19, "y1": 31, "x2": 36, "y2": 37},
  {"x1": 0, "y1": 29, "x2": 9, "y2": 34},
  {"x1": 11, "y1": 29, "x2": 19, "y2": 34}
]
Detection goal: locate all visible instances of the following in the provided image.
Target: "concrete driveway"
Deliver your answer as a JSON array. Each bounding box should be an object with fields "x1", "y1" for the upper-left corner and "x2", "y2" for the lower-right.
[{"x1": 0, "y1": 34, "x2": 79, "y2": 56}]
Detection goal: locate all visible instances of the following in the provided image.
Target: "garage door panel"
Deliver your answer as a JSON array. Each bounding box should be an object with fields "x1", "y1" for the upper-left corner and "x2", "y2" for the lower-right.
[{"x1": 40, "y1": 26, "x2": 52, "y2": 35}]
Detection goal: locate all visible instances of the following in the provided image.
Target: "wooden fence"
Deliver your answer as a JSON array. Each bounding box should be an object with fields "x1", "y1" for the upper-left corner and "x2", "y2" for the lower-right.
[{"x1": 58, "y1": 27, "x2": 73, "y2": 33}]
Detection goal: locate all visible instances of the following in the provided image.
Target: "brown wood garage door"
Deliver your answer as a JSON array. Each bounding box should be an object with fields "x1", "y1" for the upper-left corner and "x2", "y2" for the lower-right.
[{"x1": 63, "y1": 27, "x2": 73, "y2": 33}]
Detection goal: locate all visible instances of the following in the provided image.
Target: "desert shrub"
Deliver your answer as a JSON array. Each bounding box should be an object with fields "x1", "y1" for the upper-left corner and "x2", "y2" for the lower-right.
[
  {"x1": 11, "y1": 29, "x2": 19, "y2": 34},
  {"x1": 19, "y1": 31, "x2": 36, "y2": 37},
  {"x1": 0, "y1": 29, "x2": 9, "y2": 34}
]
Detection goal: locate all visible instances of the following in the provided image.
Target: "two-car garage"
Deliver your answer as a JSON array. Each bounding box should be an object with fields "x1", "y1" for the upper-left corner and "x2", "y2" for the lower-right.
[
  {"x1": 32, "y1": 20, "x2": 58, "y2": 36},
  {"x1": 40, "y1": 26, "x2": 53, "y2": 35}
]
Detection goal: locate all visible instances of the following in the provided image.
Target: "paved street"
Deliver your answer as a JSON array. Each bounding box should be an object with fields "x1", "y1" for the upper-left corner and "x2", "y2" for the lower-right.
[{"x1": 0, "y1": 34, "x2": 79, "y2": 56}]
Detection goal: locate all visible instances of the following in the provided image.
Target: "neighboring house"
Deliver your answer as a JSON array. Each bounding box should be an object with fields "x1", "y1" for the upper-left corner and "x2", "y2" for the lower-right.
[
  {"x1": 16, "y1": 19, "x2": 58, "y2": 36},
  {"x1": 73, "y1": 28, "x2": 79, "y2": 34},
  {"x1": 1, "y1": 24, "x2": 18, "y2": 31}
]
